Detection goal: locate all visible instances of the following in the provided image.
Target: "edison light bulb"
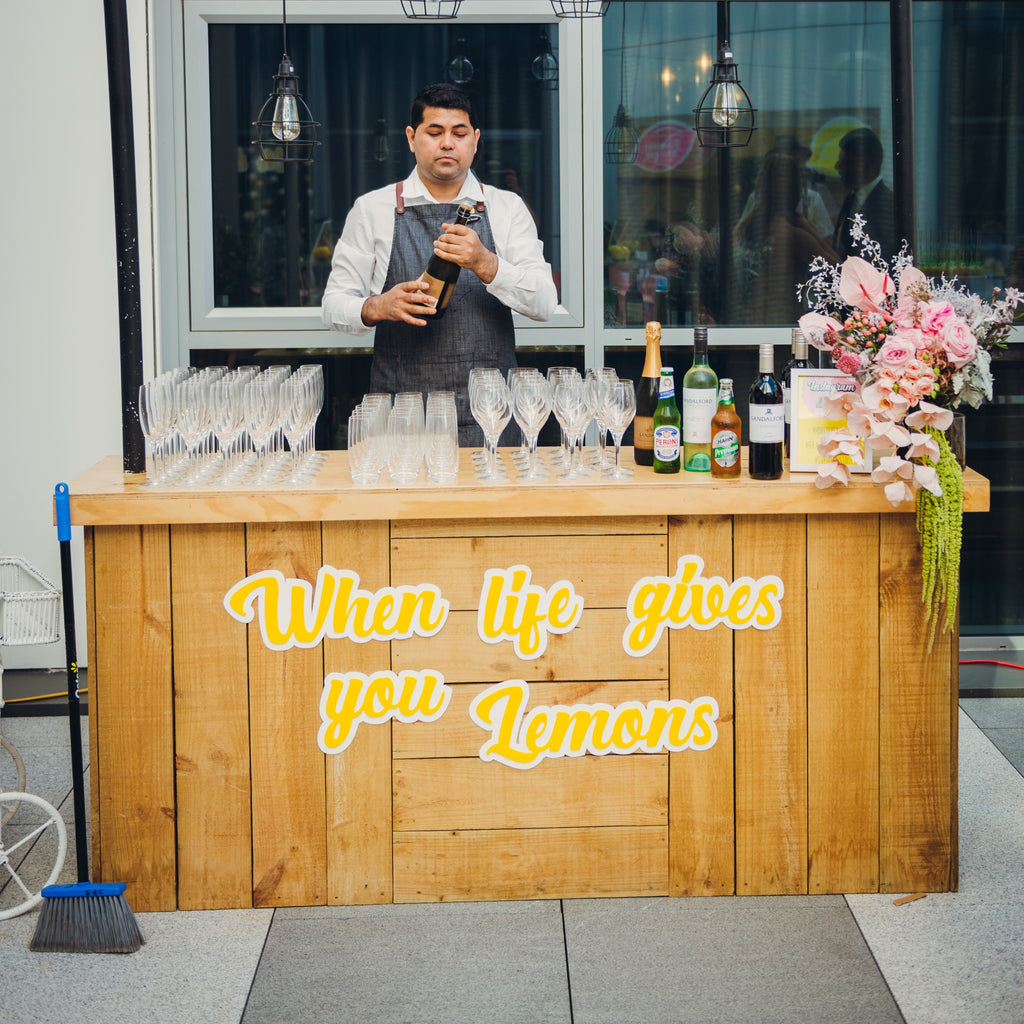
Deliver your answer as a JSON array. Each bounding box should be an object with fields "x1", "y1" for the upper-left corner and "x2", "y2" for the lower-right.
[
  {"x1": 272, "y1": 93, "x2": 301, "y2": 142},
  {"x1": 711, "y1": 81, "x2": 744, "y2": 127}
]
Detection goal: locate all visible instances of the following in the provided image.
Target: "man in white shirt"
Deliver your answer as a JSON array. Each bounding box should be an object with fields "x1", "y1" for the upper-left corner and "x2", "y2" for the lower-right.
[{"x1": 322, "y1": 83, "x2": 557, "y2": 444}]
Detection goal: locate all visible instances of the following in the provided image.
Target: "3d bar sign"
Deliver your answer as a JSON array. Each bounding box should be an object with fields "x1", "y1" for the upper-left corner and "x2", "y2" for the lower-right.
[{"x1": 223, "y1": 557, "x2": 785, "y2": 769}]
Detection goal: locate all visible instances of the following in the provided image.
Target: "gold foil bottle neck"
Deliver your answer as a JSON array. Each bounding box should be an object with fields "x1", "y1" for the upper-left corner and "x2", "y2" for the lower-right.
[{"x1": 645, "y1": 321, "x2": 662, "y2": 343}]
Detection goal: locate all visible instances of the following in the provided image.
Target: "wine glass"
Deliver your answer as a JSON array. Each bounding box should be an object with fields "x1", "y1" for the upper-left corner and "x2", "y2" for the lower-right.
[
  {"x1": 175, "y1": 374, "x2": 213, "y2": 485},
  {"x1": 138, "y1": 375, "x2": 176, "y2": 486},
  {"x1": 546, "y1": 366, "x2": 580, "y2": 468},
  {"x1": 552, "y1": 379, "x2": 590, "y2": 480},
  {"x1": 244, "y1": 374, "x2": 282, "y2": 482},
  {"x1": 587, "y1": 367, "x2": 618, "y2": 469},
  {"x1": 603, "y1": 378, "x2": 637, "y2": 479},
  {"x1": 511, "y1": 376, "x2": 552, "y2": 481},
  {"x1": 210, "y1": 374, "x2": 247, "y2": 482},
  {"x1": 469, "y1": 375, "x2": 511, "y2": 481}
]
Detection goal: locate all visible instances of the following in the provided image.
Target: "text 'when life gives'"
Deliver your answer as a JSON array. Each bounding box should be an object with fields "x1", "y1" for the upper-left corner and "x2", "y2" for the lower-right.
[{"x1": 223, "y1": 559, "x2": 784, "y2": 768}]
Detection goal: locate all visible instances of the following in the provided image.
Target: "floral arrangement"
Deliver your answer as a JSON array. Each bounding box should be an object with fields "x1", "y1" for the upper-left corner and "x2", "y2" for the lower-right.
[{"x1": 797, "y1": 216, "x2": 1022, "y2": 642}]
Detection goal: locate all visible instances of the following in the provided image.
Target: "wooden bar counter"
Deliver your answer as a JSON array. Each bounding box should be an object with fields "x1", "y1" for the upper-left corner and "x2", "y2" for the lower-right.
[{"x1": 68, "y1": 452, "x2": 989, "y2": 912}]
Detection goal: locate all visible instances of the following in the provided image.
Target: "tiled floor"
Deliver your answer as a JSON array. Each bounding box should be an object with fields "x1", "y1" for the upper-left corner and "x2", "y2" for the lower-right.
[{"x1": 1, "y1": 698, "x2": 1022, "y2": 1024}]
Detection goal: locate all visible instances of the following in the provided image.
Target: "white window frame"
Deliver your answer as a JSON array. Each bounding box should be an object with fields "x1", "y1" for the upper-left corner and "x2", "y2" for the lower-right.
[{"x1": 155, "y1": 0, "x2": 587, "y2": 369}]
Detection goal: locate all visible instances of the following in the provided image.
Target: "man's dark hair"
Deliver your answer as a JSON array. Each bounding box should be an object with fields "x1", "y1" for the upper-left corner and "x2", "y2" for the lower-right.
[
  {"x1": 410, "y1": 83, "x2": 477, "y2": 130},
  {"x1": 839, "y1": 128, "x2": 883, "y2": 177}
]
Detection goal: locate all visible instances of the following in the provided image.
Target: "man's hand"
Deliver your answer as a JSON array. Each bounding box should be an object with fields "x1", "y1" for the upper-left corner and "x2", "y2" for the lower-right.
[
  {"x1": 433, "y1": 223, "x2": 499, "y2": 284},
  {"x1": 360, "y1": 280, "x2": 437, "y2": 327}
]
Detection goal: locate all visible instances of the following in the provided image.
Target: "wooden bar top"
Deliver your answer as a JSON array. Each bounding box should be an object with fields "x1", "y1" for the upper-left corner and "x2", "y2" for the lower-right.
[{"x1": 66, "y1": 450, "x2": 990, "y2": 526}]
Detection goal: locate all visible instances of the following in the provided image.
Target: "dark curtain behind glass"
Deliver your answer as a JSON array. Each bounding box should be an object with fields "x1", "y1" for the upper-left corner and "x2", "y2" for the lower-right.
[
  {"x1": 602, "y1": 1, "x2": 891, "y2": 329},
  {"x1": 208, "y1": 21, "x2": 560, "y2": 309}
]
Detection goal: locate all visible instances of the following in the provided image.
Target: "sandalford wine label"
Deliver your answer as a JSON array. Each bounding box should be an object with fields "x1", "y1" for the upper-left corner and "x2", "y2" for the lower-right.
[{"x1": 748, "y1": 404, "x2": 785, "y2": 443}]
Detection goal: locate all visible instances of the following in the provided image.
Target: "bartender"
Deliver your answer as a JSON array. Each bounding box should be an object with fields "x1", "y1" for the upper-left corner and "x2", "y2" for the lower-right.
[{"x1": 322, "y1": 83, "x2": 558, "y2": 445}]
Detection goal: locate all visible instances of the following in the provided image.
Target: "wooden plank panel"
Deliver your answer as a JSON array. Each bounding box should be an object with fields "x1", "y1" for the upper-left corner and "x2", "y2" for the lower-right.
[
  {"x1": 807, "y1": 514, "x2": 880, "y2": 893},
  {"x1": 84, "y1": 527, "x2": 101, "y2": 883},
  {"x1": 734, "y1": 515, "x2": 808, "y2": 895},
  {"x1": 322, "y1": 519, "x2": 393, "y2": 906},
  {"x1": 667, "y1": 515, "x2": 735, "y2": 896},
  {"x1": 92, "y1": 525, "x2": 176, "y2": 911},
  {"x1": 879, "y1": 515, "x2": 955, "y2": 892},
  {"x1": 247, "y1": 522, "x2": 328, "y2": 907},
  {"x1": 394, "y1": 755, "x2": 668, "y2": 830},
  {"x1": 171, "y1": 523, "x2": 252, "y2": 909},
  {"x1": 392, "y1": 608, "x2": 666, "y2": 682},
  {"x1": 391, "y1": 516, "x2": 667, "y2": 538},
  {"x1": 394, "y1": 679, "x2": 667, "y2": 759},
  {"x1": 393, "y1": 826, "x2": 668, "y2": 902},
  {"x1": 391, "y1": 534, "x2": 666, "y2": 609}
]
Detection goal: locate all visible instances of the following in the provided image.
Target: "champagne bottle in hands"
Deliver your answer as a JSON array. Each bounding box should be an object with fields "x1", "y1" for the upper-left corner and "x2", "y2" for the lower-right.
[{"x1": 419, "y1": 201, "x2": 476, "y2": 321}]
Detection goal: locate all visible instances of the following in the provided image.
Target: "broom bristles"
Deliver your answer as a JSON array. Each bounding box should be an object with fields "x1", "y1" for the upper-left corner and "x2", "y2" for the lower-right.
[{"x1": 30, "y1": 883, "x2": 145, "y2": 954}]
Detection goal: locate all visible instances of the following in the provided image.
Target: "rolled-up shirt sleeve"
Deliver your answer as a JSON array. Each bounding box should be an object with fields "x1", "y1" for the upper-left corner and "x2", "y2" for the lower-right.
[
  {"x1": 321, "y1": 196, "x2": 380, "y2": 336},
  {"x1": 484, "y1": 191, "x2": 558, "y2": 322}
]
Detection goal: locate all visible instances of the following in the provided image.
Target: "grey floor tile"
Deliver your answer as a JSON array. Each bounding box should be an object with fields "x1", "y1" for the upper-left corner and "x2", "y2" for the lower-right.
[
  {"x1": 960, "y1": 697, "x2": 1024, "y2": 729},
  {"x1": 0, "y1": 908, "x2": 272, "y2": 1024},
  {"x1": 242, "y1": 900, "x2": 571, "y2": 1024},
  {"x1": 563, "y1": 896, "x2": 902, "y2": 1024},
  {"x1": 847, "y1": 712, "x2": 1024, "y2": 1024}
]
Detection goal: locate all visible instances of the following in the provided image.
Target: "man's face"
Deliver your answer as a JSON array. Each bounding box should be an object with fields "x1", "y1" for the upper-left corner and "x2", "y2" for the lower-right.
[
  {"x1": 836, "y1": 144, "x2": 871, "y2": 190},
  {"x1": 406, "y1": 106, "x2": 480, "y2": 188}
]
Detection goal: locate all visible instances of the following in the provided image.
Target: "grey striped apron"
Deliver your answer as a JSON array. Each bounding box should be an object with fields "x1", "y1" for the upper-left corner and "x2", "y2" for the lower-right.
[{"x1": 370, "y1": 186, "x2": 517, "y2": 447}]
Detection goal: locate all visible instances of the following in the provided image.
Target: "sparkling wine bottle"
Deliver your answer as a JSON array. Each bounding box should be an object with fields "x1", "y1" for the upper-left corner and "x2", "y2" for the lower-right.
[
  {"x1": 748, "y1": 344, "x2": 784, "y2": 480},
  {"x1": 419, "y1": 201, "x2": 476, "y2": 321},
  {"x1": 633, "y1": 321, "x2": 662, "y2": 467}
]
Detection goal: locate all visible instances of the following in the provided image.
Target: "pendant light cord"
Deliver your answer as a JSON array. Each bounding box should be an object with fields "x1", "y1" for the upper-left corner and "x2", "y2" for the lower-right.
[{"x1": 282, "y1": 0, "x2": 288, "y2": 54}]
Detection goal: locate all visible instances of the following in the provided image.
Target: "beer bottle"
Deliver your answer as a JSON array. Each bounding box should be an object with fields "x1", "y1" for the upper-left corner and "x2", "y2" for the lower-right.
[
  {"x1": 653, "y1": 367, "x2": 681, "y2": 474},
  {"x1": 710, "y1": 378, "x2": 742, "y2": 479}
]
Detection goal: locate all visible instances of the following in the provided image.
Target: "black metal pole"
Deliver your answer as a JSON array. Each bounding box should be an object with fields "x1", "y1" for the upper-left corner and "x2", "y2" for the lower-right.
[
  {"x1": 890, "y1": 0, "x2": 916, "y2": 253},
  {"x1": 716, "y1": 1, "x2": 734, "y2": 320},
  {"x1": 103, "y1": 0, "x2": 146, "y2": 476}
]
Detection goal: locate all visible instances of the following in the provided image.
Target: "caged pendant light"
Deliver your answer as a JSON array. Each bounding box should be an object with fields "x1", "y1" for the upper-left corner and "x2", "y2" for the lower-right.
[
  {"x1": 550, "y1": 1, "x2": 610, "y2": 16},
  {"x1": 603, "y1": 2, "x2": 638, "y2": 164},
  {"x1": 400, "y1": 1, "x2": 463, "y2": 18},
  {"x1": 251, "y1": 0, "x2": 320, "y2": 162},
  {"x1": 531, "y1": 29, "x2": 558, "y2": 90},
  {"x1": 693, "y1": 1, "x2": 756, "y2": 148}
]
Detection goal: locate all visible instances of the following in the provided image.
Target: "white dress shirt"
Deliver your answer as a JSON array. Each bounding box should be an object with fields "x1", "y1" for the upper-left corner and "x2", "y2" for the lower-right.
[{"x1": 321, "y1": 168, "x2": 557, "y2": 336}]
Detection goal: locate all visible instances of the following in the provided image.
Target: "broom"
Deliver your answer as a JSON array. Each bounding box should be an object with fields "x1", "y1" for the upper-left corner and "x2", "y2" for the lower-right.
[{"x1": 29, "y1": 483, "x2": 144, "y2": 954}]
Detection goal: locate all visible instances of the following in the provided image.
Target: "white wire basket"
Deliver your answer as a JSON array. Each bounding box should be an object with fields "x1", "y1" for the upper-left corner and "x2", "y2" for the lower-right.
[{"x1": 0, "y1": 557, "x2": 61, "y2": 649}]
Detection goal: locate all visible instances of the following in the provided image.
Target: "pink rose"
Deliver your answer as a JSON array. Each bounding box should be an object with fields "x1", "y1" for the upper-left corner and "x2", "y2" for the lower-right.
[
  {"x1": 940, "y1": 316, "x2": 978, "y2": 368},
  {"x1": 875, "y1": 337, "x2": 914, "y2": 369},
  {"x1": 919, "y1": 301, "x2": 955, "y2": 336}
]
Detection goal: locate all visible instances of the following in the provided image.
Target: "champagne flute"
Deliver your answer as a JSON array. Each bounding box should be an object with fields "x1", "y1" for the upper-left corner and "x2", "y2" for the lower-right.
[{"x1": 244, "y1": 374, "x2": 281, "y2": 482}]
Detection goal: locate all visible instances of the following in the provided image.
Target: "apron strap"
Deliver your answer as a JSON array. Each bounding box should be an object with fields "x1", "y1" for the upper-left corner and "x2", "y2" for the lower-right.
[{"x1": 395, "y1": 180, "x2": 485, "y2": 214}]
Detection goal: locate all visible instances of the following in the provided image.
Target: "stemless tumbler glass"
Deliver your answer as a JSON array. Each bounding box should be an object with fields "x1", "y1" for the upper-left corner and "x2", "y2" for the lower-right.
[{"x1": 424, "y1": 391, "x2": 460, "y2": 484}]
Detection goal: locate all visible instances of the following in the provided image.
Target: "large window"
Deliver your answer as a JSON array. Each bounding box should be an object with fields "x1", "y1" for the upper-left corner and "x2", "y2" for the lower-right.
[{"x1": 156, "y1": 2, "x2": 1023, "y2": 630}]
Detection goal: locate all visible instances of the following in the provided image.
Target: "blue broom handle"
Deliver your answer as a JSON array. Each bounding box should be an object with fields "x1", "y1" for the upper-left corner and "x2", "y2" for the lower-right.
[{"x1": 55, "y1": 483, "x2": 90, "y2": 883}]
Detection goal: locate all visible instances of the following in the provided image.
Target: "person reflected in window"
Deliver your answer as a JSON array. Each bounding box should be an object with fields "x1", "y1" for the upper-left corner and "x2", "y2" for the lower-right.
[
  {"x1": 654, "y1": 220, "x2": 720, "y2": 325},
  {"x1": 738, "y1": 136, "x2": 834, "y2": 241},
  {"x1": 322, "y1": 83, "x2": 557, "y2": 445},
  {"x1": 736, "y1": 152, "x2": 838, "y2": 323},
  {"x1": 833, "y1": 127, "x2": 896, "y2": 261}
]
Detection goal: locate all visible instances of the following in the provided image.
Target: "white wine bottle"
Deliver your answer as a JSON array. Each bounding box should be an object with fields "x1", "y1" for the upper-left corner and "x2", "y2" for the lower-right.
[
  {"x1": 419, "y1": 201, "x2": 476, "y2": 321},
  {"x1": 682, "y1": 326, "x2": 718, "y2": 472}
]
